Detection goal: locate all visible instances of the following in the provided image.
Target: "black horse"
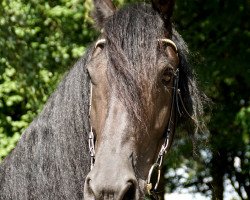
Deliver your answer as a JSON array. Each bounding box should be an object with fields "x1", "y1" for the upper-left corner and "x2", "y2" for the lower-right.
[{"x1": 0, "y1": 0, "x2": 207, "y2": 199}]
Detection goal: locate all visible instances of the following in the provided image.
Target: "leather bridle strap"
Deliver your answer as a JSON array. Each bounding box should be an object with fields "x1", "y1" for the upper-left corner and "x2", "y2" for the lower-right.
[
  {"x1": 146, "y1": 39, "x2": 179, "y2": 199},
  {"x1": 146, "y1": 69, "x2": 179, "y2": 199},
  {"x1": 88, "y1": 82, "x2": 95, "y2": 170},
  {"x1": 88, "y1": 39, "x2": 107, "y2": 170}
]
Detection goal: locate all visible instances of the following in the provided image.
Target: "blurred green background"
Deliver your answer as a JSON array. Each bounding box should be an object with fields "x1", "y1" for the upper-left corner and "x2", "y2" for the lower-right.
[{"x1": 0, "y1": 0, "x2": 249, "y2": 199}]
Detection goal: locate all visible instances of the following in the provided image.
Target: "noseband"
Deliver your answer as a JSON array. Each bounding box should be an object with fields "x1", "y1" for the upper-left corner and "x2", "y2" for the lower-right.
[{"x1": 88, "y1": 38, "x2": 179, "y2": 199}]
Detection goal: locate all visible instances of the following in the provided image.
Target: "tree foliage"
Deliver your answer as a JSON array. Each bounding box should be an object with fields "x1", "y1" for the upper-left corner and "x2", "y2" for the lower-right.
[
  {"x1": 0, "y1": 0, "x2": 97, "y2": 160},
  {"x1": 165, "y1": 0, "x2": 250, "y2": 199},
  {"x1": 0, "y1": 0, "x2": 249, "y2": 199}
]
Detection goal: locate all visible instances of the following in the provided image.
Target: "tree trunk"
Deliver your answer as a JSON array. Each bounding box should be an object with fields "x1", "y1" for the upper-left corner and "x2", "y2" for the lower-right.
[{"x1": 211, "y1": 150, "x2": 226, "y2": 200}]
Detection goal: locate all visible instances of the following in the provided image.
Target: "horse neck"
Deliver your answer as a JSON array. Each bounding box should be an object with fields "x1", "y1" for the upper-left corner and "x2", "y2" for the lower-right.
[{"x1": 0, "y1": 56, "x2": 91, "y2": 199}]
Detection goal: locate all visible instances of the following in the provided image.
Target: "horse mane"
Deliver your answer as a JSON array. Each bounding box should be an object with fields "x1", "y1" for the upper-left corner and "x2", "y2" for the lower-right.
[
  {"x1": 0, "y1": 3, "x2": 207, "y2": 200},
  {"x1": 172, "y1": 28, "x2": 208, "y2": 135},
  {"x1": 0, "y1": 48, "x2": 93, "y2": 199}
]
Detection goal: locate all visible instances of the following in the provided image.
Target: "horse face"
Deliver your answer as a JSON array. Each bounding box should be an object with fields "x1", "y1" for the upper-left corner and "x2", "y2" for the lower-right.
[
  {"x1": 85, "y1": 33, "x2": 179, "y2": 200},
  {"x1": 84, "y1": 1, "x2": 178, "y2": 199}
]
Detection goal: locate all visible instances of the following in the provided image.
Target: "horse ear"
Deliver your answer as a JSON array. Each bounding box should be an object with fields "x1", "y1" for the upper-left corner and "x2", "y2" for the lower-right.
[
  {"x1": 151, "y1": 0, "x2": 175, "y2": 20},
  {"x1": 93, "y1": 0, "x2": 116, "y2": 27}
]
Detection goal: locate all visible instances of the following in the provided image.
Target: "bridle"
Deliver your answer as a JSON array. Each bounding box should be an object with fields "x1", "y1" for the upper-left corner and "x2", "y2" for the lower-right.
[
  {"x1": 88, "y1": 80, "x2": 95, "y2": 170},
  {"x1": 146, "y1": 62, "x2": 179, "y2": 199},
  {"x1": 87, "y1": 38, "x2": 179, "y2": 199}
]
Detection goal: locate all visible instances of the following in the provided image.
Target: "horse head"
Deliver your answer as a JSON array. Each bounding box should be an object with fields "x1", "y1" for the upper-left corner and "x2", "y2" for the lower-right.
[{"x1": 84, "y1": 0, "x2": 179, "y2": 199}]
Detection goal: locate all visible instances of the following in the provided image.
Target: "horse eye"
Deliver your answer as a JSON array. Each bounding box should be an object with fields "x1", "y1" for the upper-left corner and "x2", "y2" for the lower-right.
[{"x1": 162, "y1": 68, "x2": 174, "y2": 85}]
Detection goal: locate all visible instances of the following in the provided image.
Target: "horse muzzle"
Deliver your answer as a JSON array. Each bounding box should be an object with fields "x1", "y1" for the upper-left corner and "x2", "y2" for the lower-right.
[
  {"x1": 84, "y1": 157, "x2": 139, "y2": 200},
  {"x1": 84, "y1": 139, "x2": 141, "y2": 200}
]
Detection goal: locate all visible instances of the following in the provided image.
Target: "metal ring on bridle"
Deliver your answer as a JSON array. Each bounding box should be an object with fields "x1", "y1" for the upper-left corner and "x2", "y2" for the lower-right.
[
  {"x1": 158, "y1": 38, "x2": 178, "y2": 52},
  {"x1": 146, "y1": 163, "x2": 161, "y2": 196},
  {"x1": 95, "y1": 39, "x2": 106, "y2": 48}
]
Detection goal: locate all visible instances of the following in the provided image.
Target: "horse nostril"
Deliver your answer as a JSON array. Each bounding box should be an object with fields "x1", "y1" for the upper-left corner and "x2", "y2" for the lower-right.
[
  {"x1": 120, "y1": 181, "x2": 136, "y2": 200},
  {"x1": 84, "y1": 177, "x2": 96, "y2": 199}
]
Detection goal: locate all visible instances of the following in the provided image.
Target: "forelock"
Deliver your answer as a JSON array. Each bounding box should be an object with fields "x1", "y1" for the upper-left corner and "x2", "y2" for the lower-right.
[{"x1": 102, "y1": 4, "x2": 166, "y2": 121}]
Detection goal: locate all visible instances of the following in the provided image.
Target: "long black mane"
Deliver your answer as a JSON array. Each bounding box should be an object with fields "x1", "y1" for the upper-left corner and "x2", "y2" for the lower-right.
[
  {"x1": 0, "y1": 50, "x2": 93, "y2": 199},
  {"x1": 0, "y1": 3, "x2": 206, "y2": 200}
]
